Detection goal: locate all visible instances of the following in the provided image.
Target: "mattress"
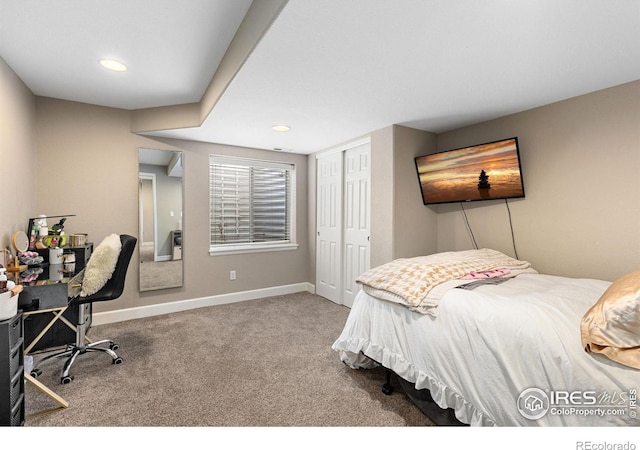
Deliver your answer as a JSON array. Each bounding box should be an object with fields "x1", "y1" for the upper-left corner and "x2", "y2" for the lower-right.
[{"x1": 332, "y1": 274, "x2": 639, "y2": 426}]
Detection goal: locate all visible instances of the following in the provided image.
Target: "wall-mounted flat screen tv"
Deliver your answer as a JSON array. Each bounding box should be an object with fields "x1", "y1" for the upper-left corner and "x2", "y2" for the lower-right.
[{"x1": 415, "y1": 137, "x2": 525, "y2": 205}]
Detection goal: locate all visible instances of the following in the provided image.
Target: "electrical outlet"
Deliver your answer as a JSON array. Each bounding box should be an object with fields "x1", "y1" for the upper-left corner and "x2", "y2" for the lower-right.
[{"x1": 230, "y1": 270, "x2": 236, "y2": 280}]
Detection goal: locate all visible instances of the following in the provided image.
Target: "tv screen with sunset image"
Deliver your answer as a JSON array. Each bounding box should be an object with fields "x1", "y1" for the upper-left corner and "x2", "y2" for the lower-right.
[{"x1": 415, "y1": 137, "x2": 525, "y2": 205}]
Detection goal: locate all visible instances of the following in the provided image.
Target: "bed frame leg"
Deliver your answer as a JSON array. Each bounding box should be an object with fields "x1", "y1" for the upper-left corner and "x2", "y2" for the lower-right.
[{"x1": 382, "y1": 369, "x2": 393, "y2": 395}]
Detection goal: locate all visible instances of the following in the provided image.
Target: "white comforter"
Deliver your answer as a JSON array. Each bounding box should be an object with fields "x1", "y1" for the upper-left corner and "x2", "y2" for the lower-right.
[{"x1": 332, "y1": 274, "x2": 639, "y2": 426}]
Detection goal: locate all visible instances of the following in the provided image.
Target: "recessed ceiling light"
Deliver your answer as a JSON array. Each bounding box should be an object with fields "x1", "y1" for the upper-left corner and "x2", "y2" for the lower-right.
[
  {"x1": 99, "y1": 58, "x2": 128, "y2": 72},
  {"x1": 272, "y1": 125, "x2": 291, "y2": 132}
]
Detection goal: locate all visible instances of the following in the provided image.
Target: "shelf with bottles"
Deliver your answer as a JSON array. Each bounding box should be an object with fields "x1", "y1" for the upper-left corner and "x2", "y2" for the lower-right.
[{"x1": 26, "y1": 214, "x2": 76, "y2": 251}]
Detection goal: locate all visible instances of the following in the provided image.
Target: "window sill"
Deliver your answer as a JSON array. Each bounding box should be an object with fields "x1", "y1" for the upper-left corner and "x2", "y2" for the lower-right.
[{"x1": 209, "y1": 243, "x2": 299, "y2": 256}]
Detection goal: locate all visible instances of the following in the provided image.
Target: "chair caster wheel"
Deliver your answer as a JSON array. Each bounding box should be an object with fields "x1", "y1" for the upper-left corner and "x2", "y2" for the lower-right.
[
  {"x1": 110, "y1": 343, "x2": 119, "y2": 351},
  {"x1": 382, "y1": 383, "x2": 393, "y2": 395},
  {"x1": 30, "y1": 368, "x2": 42, "y2": 378},
  {"x1": 113, "y1": 357, "x2": 123, "y2": 365},
  {"x1": 61, "y1": 375, "x2": 74, "y2": 384}
]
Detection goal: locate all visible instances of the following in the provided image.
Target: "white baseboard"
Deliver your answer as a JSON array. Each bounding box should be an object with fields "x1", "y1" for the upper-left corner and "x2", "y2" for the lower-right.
[{"x1": 92, "y1": 282, "x2": 316, "y2": 326}]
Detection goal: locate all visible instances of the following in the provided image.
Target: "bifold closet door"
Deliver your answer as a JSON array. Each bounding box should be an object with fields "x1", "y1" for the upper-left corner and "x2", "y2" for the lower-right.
[
  {"x1": 316, "y1": 142, "x2": 371, "y2": 307},
  {"x1": 342, "y1": 143, "x2": 371, "y2": 308},
  {"x1": 316, "y1": 152, "x2": 343, "y2": 304}
]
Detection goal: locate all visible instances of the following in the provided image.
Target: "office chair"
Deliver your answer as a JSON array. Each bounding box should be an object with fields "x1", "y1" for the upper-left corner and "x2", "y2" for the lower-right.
[{"x1": 32, "y1": 234, "x2": 137, "y2": 384}]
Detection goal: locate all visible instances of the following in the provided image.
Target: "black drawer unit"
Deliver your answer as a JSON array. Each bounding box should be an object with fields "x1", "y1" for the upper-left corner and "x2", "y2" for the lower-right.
[{"x1": 0, "y1": 312, "x2": 24, "y2": 426}]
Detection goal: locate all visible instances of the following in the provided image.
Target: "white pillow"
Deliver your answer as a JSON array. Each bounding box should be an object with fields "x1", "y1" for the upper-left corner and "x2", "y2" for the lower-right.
[{"x1": 80, "y1": 234, "x2": 122, "y2": 297}]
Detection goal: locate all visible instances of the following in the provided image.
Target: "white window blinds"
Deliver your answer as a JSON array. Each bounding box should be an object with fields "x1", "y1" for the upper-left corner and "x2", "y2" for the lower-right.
[{"x1": 209, "y1": 155, "x2": 295, "y2": 254}]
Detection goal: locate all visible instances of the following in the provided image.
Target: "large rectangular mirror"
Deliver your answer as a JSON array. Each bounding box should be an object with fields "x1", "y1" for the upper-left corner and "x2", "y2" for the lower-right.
[{"x1": 138, "y1": 148, "x2": 183, "y2": 291}]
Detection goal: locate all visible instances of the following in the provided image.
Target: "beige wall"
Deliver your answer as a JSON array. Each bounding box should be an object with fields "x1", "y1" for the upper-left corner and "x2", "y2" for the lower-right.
[
  {"x1": 435, "y1": 81, "x2": 640, "y2": 281},
  {"x1": 369, "y1": 127, "x2": 395, "y2": 267},
  {"x1": 34, "y1": 97, "x2": 310, "y2": 313},
  {"x1": 155, "y1": 138, "x2": 310, "y2": 301},
  {"x1": 391, "y1": 125, "x2": 438, "y2": 260},
  {"x1": 0, "y1": 57, "x2": 36, "y2": 249}
]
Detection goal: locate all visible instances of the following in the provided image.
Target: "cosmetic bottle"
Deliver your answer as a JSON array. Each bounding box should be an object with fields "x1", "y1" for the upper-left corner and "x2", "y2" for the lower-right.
[{"x1": 0, "y1": 267, "x2": 7, "y2": 290}]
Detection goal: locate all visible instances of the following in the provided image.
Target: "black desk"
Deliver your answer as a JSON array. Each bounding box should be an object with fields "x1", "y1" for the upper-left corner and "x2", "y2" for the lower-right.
[
  {"x1": 18, "y1": 265, "x2": 91, "y2": 353},
  {"x1": 10, "y1": 245, "x2": 96, "y2": 418}
]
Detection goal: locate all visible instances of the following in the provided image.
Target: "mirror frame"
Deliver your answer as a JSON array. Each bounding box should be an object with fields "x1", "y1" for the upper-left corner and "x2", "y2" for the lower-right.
[{"x1": 138, "y1": 148, "x2": 184, "y2": 291}]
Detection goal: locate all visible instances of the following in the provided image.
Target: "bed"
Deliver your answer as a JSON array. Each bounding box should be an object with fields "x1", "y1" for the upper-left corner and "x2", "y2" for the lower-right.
[{"x1": 332, "y1": 249, "x2": 639, "y2": 426}]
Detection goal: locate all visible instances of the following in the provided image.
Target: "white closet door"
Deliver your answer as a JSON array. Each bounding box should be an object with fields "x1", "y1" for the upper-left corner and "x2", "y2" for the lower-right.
[
  {"x1": 342, "y1": 143, "x2": 371, "y2": 308},
  {"x1": 316, "y1": 152, "x2": 343, "y2": 304}
]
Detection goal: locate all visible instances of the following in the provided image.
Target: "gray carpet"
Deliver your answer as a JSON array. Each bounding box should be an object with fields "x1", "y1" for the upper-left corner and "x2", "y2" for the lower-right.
[{"x1": 24, "y1": 292, "x2": 434, "y2": 427}]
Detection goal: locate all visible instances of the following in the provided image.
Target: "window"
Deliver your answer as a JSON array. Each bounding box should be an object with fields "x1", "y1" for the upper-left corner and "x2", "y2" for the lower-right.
[{"x1": 209, "y1": 155, "x2": 297, "y2": 255}]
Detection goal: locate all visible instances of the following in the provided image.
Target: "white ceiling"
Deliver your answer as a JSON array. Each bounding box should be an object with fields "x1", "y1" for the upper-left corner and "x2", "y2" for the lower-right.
[
  {"x1": 0, "y1": 0, "x2": 252, "y2": 109},
  {"x1": 1, "y1": 0, "x2": 639, "y2": 155}
]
